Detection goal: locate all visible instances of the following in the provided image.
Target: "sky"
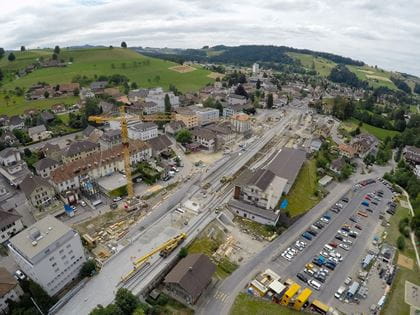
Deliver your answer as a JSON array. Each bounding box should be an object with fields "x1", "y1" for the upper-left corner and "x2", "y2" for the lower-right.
[{"x1": 1, "y1": 0, "x2": 420, "y2": 76}]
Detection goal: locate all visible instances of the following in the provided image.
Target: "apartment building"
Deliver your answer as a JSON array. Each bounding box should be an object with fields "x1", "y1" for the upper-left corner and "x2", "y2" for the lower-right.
[
  {"x1": 8, "y1": 216, "x2": 86, "y2": 296},
  {"x1": 175, "y1": 108, "x2": 199, "y2": 129},
  {"x1": 189, "y1": 105, "x2": 219, "y2": 126},
  {"x1": 20, "y1": 175, "x2": 56, "y2": 208},
  {"x1": 145, "y1": 87, "x2": 179, "y2": 111},
  {"x1": 231, "y1": 113, "x2": 251, "y2": 133},
  {"x1": 0, "y1": 268, "x2": 23, "y2": 313},
  {"x1": 127, "y1": 122, "x2": 158, "y2": 141},
  {"x1": 0, "y1": 210, "x2": 24, "y2": 243},
  {"x1": 62, "y1": 141, "x2": 100, "y2": 164}
]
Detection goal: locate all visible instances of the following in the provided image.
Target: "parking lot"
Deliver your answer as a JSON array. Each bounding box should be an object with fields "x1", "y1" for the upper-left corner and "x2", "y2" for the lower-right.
[{"x1": 270, "y1": 179, "x2": 394, "y2": 305}]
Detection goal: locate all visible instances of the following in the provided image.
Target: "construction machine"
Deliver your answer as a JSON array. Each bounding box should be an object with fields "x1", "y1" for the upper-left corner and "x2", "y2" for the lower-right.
[
  {"x1": 119, "y1": 232, "x2": 187, "y2": 283},
  {"x1": 88, "y1": 106, "x2": 175, "y2": 211}
]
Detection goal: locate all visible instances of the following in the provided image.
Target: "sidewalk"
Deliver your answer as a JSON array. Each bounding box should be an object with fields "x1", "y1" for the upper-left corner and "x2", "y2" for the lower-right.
[{"x1": 401, "y1": 189, "x2": 420, "y2": 269}]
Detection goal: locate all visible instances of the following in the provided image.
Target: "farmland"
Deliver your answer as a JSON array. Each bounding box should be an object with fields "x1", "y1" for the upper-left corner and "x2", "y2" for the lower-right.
[
  {"x1": 340, "y1": 118, "x2": 400, "y2": 142},
  {"x1": 1, "y1": 47, "x2": 213, "y2": 93}
]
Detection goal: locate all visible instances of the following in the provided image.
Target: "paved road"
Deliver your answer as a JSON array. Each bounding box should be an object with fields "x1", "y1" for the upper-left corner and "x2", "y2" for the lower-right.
[{"x1": 198, "y1": 165, "x2": 392, "y2": 315}]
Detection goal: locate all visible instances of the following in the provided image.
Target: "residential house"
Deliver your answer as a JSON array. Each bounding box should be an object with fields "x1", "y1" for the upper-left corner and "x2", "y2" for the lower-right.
[
  {"x1": 51, "y1": 104, "x2": 66, "y2": 114},
  {"x1": 58, "y1": 83, "x2": 80, "y2": 95},
  {"x1": 403, "y1": 146, "x2": 420, "y2": 166},
  {"x1": 0, "y1": 210, "x2": 24, "y2": 243},
  {"x1": 164, "y1": 254, "x2": 216, "y2": 305},
  {"x1": 50, "y1": 140, "x2": 151, "y2": 192},
  {"x1": 39, "y1": 111, "x2": 55, "y2": 125},
  {"x1": 143, "y1": 101, "x2": 161, "y2": 115},
  {"x1": 28, "y1": 125, "x2": 52, "y2": 142},
  {"x1": 82, "y1": 125, "x2": 103, "y2": 143},
  {"x1": 34, "y1": 158, "x2": 59, "y2": 178},
  {"x1": 227, "y1": 94, "x2": 247, "y2": 106},
  {"x1": 330, "y1": 157, "x2": 346, "y2": 174},
  {"x1": 20, "y1": 175, "x2": 55, "y2": 208},
  {"x1": 338, "y1": 143, "x2": 357, "y2": 159},
  {"x1": 8, "y1": 116, "x2": 25, "y2": 131},
  {"x1": 175, "y1": 108, "x2": 199, "y2": 129},
  {"x1": 8, "y1": 216, "x2": 86, "y2": 296},
  {"x1": 0, "y1": 115, "x2": 9, "y2": 129},
  {"x1": 164, "y1": 121, "x2": 186, "y2": 135},
  {"x1": 147, "y1": 134, "x2": 173, "y2": 157},
  {"x1": 189, "y1": 105, "x2": 219, "y2": 126},
  {"x1": 0, "y1": 130, "x2": 19, "y2": 146},
  {"x1": 0, "y1": 148, "x2": 31, "y2": 186},
  {"x1": 128, "y1": 89, "x2": 149, "y2": 103},
  {"x1": 351, "y1": 134, "x2": 378, "y2": 158},
  {"x1": 99, "y1": 129, "x2": 122, "y2": 149},
  {"x1": 62, "y1": 140, "x2": 100, "y2": 164},
  {"x1": 223, "y1": 103, "x2": 251, "y2": 117},
  {"x1": 99, "y1": 101, "x2": 117, "y2": 114},
  {"x1": 90, "y1": 81, "x2": 108, "y2": 93},
  {"x1": 0, "y1": 268, "x2": 23, "y2": 313},
  {"x1": 204, "y1": 123, "x2": 235, "y2": 146},
  {"x1": 145, "y1": 87, "x2": 179, "y2": 111},
  {"x1": 231, "y1": 113, "x2": 251, "y2": 133},
  {"x1": 103, "y1": 87, "x2": 121, "y2": 98},
  {"x1": 191, "y1": 128, "x2": 217, "y2": 152},
  {"x1": 79, "y1": 87, "x2": 95, "y2": 100},
  {"x1": 309, "y1": 138, "x2": 323, "y2": 152}
]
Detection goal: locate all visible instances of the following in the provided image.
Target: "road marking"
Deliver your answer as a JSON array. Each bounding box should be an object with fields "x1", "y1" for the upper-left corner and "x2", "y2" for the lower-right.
[{"x1": 213, "y1": 290, "x2": 228, "y2": 302}]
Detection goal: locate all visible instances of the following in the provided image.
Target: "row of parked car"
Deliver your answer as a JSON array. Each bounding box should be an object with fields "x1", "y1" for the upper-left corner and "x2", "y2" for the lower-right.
[{"x1": 281, "y1": 240, "x2": 308, "y2": 261}]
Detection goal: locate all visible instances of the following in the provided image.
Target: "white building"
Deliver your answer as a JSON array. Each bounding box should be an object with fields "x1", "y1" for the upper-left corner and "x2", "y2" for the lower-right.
[
  {"x1": 189, "y1": 105, "x2": 219, "y2": 126},
  {"x1": 0, "y1": 267, "x2": 23, "y2": 313},
  {"x1": 145, "y1": 87, "x2": 179, "y2": 112},
  {"x1": 0, "y1": 210, "x2": 24, "y2": 243},
  {"x1": 128, "y1": 122, "x2": 158, "y2": 141},
  {"x1": 252, "y1": 63, "x2": 260, "y2": 75},
  {"x1": 8, "y1": 216, "x2": 86, "y2": 296}
]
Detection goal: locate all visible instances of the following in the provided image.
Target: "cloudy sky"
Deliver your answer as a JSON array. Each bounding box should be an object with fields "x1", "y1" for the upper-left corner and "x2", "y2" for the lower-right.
[{"x1": 2, "y1": 0, "x2": 420, "y2": 75}]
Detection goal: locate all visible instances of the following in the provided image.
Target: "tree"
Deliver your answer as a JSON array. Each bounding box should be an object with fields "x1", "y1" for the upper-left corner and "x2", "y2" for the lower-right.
[
  {"x1": 131, "y1": 82, "x2": 138, "y2": 89},
  {"x1": 266, "y1": 93, "x2": 274, "y2": 109},
  {"x1": 115, "y1": 288, "x2": 139, "y2": 314},
  {"x1": 234, "y1": 84, "x2": 248, "y2": 98},
  {"x1": 256, "y1": 79, "x2": 261, "y2": 90},
  {"x1": 52, "y1": 53, "x2": 58, "y2": 60},
  {"x1": 121, "y1": 41, "x2": 127, "y2": 48},
  {"x1": 13, "y1": 129, "x2": 31, "y2": 144},
  {"x1": 164, "y1": 94, "x2": 171, "y2": 113},
  {"x1": 0, "y1": 68, "x2": 3, "y2": 82},
  {"x1": 54, "y1": 45, "x2": 60, "y2": 54},
  {"x1": 90, "y1": 304, "x2": 124, "y2": 315},
  {"x1": 20, "y1": 46, "x2": 26, "y2": 51},
  {"x1": 414, "y1": 83, "x2": 420, "y2": 95},
  {"x1": 44, "y1": 91, "x2": 50, "y2": 98},
  {"x1": 8, "y1": 52, "x2": 16, "y2": 61},
  {"x1": 397, "y1": 235, "x2": 406, "y2": 250},
  {"x1": 79, "y1": 260, "x2": 97, "y2": 278},
  {"x1": 0, "y1": 47, "x2": 4, "y2": 58},
  {"x1": 175, "y1": 129, "x2": 192, "y2": 144},
  {"x1": 178, "y1": 247, "x2": 188, "y2": 258}
]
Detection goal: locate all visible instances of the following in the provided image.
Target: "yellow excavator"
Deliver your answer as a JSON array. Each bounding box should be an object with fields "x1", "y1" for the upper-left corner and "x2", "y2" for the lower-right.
[
  {"x1": 88, "y1": 106, "x2": 175, "y2": 211},
  {"x1": 119, "y1": 233, "x2": 187, "y2": 283}
]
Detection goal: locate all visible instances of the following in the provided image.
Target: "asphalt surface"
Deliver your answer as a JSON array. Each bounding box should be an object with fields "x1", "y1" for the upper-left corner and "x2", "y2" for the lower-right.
[{"x1": 198, "y1": 166, "x2": 393, "y2": 315}]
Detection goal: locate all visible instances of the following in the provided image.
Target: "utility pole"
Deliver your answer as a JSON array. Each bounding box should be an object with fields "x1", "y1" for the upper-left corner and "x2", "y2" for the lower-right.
[{"x1": 31, "y1": 297, "x2": 45, "y2": 315}]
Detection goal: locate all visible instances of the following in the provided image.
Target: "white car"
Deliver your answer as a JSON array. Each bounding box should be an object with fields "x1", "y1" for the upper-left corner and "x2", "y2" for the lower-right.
[
  {"x1": 320, "y1": 217, "x2": 329, "y2": 223},
  {"x1": 282, "y1": 253, "x2": 293, "y2": 261},
  {"x1": 304, "y1": 268, "x2": 315, "y2": 276},
  {"x1": 337, "y1": 230, "x2": 348, "y2": 237},
  {"x1": 320, "y1": 268, "x2": 330, "y2": 275},
  {"x1": 335, "y1": 203, "x2": 343, "y2": 208},
  {"x1": 80, "y1": 200, "x2": 87, "y2": 207},
  {"x1": 308, "y1": 279, "x2": 322, "y2": 290},
  {"x1": 339, "y1": 243, "x2": 350, "y2": 251},
  {"x1": 14, "y1": 270, "x2": 26, "y2": 280},
  {"x1": 320, "y1": 251, "x2": 330, "y2": 257},
  {"x1": 344, "y1": 276, "x2": 352, "y2": 285},
  {"x1": 113, "y1": 197, "x2": 122, "y2": 202},
  {"x1": 343, "y1": 239, "x2": 353, "y2": 245}
]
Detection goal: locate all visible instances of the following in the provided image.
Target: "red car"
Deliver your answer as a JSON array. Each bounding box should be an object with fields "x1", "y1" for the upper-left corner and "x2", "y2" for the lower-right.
[
  {"x1": 328, "y1": 242, "x2": 338, "y2": 248},
  {"x1": 364, "y1": 196, "x2": 371, "y2": 201},
  {"x1": 355, "y1": 224, "x2": 362, "y2": 230}
]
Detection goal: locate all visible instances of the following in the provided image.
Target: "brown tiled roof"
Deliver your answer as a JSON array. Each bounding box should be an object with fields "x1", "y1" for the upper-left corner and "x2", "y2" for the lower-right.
[
  {"x1": 0, "y1": 267, "x2": 18, "y2": 297},
  {"x1": 59, "y1": 83, "x2": 80, "y2": 93},
  {"x1": 164, "y1": 254, "x2": 215, "y2": 301},
  {"x1": 51, "y1": 140, "x2": 150, "y2": 184}
]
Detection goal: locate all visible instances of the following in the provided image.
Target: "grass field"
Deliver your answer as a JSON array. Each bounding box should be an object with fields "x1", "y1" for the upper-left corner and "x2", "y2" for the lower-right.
[
  {"x1": 1, "y1": 48, "x2": 213, "y2": 93},
  {"x1": 382, "y1": 205, "x2": 419, "y2": 315},
  {"x1": 230, "y1": 293, "x2": 301, "y2": 315},
  {"x1": 288, "y1": 52, "x2": 336, "y2": 77},
  {"x1": 340, "y1": 118, "x2": 400, "y2": 142},
  {"x1": 282, "y1": 159, "x2": 321, "y2": 217},
  {"x1": 0, "y1": 93, "x2": 78, "y2": 116}
]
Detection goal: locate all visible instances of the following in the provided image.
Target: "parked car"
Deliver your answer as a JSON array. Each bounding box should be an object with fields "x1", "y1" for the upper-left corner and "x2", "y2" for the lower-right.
[
  {"x1": 349, "y1": 216, "x2": 358, "y2": 223},
  {"x1": 110, "y1": 203, "x2": 118, "y2": 209},
  {"x1": 335, "y1": 234, "x2": 344, "y2": 241},
  {"x1": 308, "y1": 279, "x2": 322, "y2": 290},
  {"x1": 297, "y1": 273, "x2": 308, "y2": 282},
  {"x1": 344, "y1": 276, "x2": 352, "y2": 285},
  {"x1": 328, "y1": 242, "x2": 338, "y2": 248},
  {"x1": 339, "y1": 243, "x2": 350, "y2": 251},
  {"x1": 341, "y1": 197, "x2": 349, "y2": 203},
  {"x1": 355, "y1": 224, "x2": 362, "y2": 230},
  {"x1": 113, "y1": 197, "x2": 122, "y2": 202},
  {"x1": 304, "y1": 268, "x2": 315, "y2": 276},
  {"x1": 79, "y1": 200, "x2": 87, "y2": 207},
  {"x1": 14, "y1": 270, "x2": 26, "y2": 280}
]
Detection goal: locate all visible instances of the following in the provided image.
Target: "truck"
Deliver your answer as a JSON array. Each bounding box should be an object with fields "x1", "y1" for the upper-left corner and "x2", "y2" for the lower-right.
[{"x1": 302, "y1": 232, "x2": 313, "y2": 241}]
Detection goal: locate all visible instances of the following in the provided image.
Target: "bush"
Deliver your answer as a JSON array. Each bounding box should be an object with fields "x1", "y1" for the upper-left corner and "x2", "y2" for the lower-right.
[
  {"x1": 397, "y1": 236, "x2": 406, "y2": 250},
  {"x1": 79, "y1": 260, "x2": 97, "y2": 278},
  {"x1": 178, "y1": 247, "x2": 188, "y2": 258}
]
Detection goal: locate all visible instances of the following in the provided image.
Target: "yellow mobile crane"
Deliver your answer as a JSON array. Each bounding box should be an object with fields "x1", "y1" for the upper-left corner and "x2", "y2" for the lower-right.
[
  {"x1": 88, "y1": 106, "x2": 174, "y2": 210},
  {"x1": 120, "y1": 232, "x2": 187, "y2": 283}
]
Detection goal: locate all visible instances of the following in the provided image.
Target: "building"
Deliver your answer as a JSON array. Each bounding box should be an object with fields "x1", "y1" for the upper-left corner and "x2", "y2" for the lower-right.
[
  {"x1": 164, "y1": 254, "x2": 216, "y2": 304},
  {"x1": 145, "y1": 88, "x2": 179, "y2": 111},
  {"x1": 191, "y1": 128, "x2": 217, "y2": 152},
  {"x1": 147, "y1": 135, "x2": 173, "y2": 157},
  {"x1": 223, "y1": 102, "x2": 251, "y2": 117},
  {"x1": 330, "y1": 157, "x2": 346, "y2": 174},
  {"x1": 8, "y1": 216, "x2": 86, "y2": 296},
  {"x1": 164, "y1": 121, "x2": 186, "y2": 135},
  {"x1": 127, "y1": 122, "x2": 158, "y2": 141},
  {"x1": 227, "y1": 94, "x2": 247, "y2": 106},
  {"x1": 0, "y1": 268, "x2": 23, "y2": 313},
  {"x1": 99, "y1": 129, "x2": 122, "y2": 149},
  {"x1": 34, "y1": 157, "x2": 59, "y2": 178},
  {"x1": 128, "y1": 89, "x2": 149, "y2": 103},
  {"x1": 338, "y1": 143, "x2": 357, "y2": 159},
  {"x1": 0, "y1": 210, "x2": 24, "y2": 243},
  {"x1": 403, "y1": 146, "x2": 420, "y2": 165},
  {"x1": 309, "y1": 138, "x2": 323, "y2": 152},
  {"x1": 90, "y1": 81, "x2": 107, "y2": 92},
  {"x1": 28, "y1": 125, "x2": 52, "y2": 142},
  {"x1": 189, "y1": 105, "x2": 219, "y2": 126},
  {"x1": 98, "y1": 101, "x2": 117, "y2": 114},
  {"x1": 20, "y1": 175, "x2": 56, "y2": 208},
  {"x1": 0, "y1": 148, "x2": 31, "y2": 186},
  {"x1": 231, "y1": 113, "x2": 251, "y2": 133},
  {"x1": 40, "y1": 143, "x2": 62, "y2": 162},
  {"x1": 266, "y1": 148, "x2": 306, "y2": 194},
  {"x1": 142, "y1": 101, "x2": 161, "y2": 115},
  {"x1": 62, "y1": 140, "x2": 100, "y2": 164},
  {"x1": 252, "y1": 63, "x2": 260, "y2": 75},
  {"x1": 83, "y1": 125, "x2": 103, "y2": 143},
  {"x1": 351, "y1": 134, "x2": 378, "y2": 158},
  {"x1": 39, "y1": 111, "x2": 55, "y2": 125},
  {"x1": 175, "y1": 108, "x2": 199, "y2": 129},
  {"x1": 0, "y1": 130, "x2": 19, "y2": 146},
  {"x1": 8, "y1": 116, "x2": 25, "y2": 131},
  {"x1": 50, "y1": 140, "x2": 151, "y2": 193}
]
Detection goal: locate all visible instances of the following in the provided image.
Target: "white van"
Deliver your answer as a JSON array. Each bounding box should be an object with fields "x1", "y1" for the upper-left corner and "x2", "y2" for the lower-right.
[
  {"x1": 324, "y1": 244, "x2": 333, "y2": 252},
  {"x1": 308, "y1": 279, "x2": 321, "y2": 290},
  {"x1": 335, "y1": 286, "x2": 346, "y2": 299},
  {"x1": 92, "y1": 199, "x2": 103, "y2": 207}
]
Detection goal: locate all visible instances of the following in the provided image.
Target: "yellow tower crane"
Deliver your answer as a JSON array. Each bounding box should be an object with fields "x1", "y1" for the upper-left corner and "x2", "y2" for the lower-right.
[
  {"x1": 88, "y1": 107, "x2": 175, "y2": 206},
  {"x1": 120, "y1": 232, "x2": 187, "y2": 283}
]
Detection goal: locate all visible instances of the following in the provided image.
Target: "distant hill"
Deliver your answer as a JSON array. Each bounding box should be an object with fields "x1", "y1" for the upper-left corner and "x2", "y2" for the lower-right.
[
  {"x1": 137, "y1": 45, "x2": 420, "y2": 93},
  {"x1": 0, "y1": 47, "x2": 214, "y2": 93}
]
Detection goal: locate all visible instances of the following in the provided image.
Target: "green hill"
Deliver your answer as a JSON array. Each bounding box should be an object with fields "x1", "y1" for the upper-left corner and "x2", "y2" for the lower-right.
[
  {"x1": 1, "y1": 47, "x2": 214, "y2": 93},
  {"x1": 288, "y1": 52, "x2": 416, "y2": 91}
]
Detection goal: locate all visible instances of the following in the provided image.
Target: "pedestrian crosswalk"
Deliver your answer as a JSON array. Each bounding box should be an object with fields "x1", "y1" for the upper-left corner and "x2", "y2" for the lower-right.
[{"x1": 213, "y1": 290, "x2": 228, "y2": 302}]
